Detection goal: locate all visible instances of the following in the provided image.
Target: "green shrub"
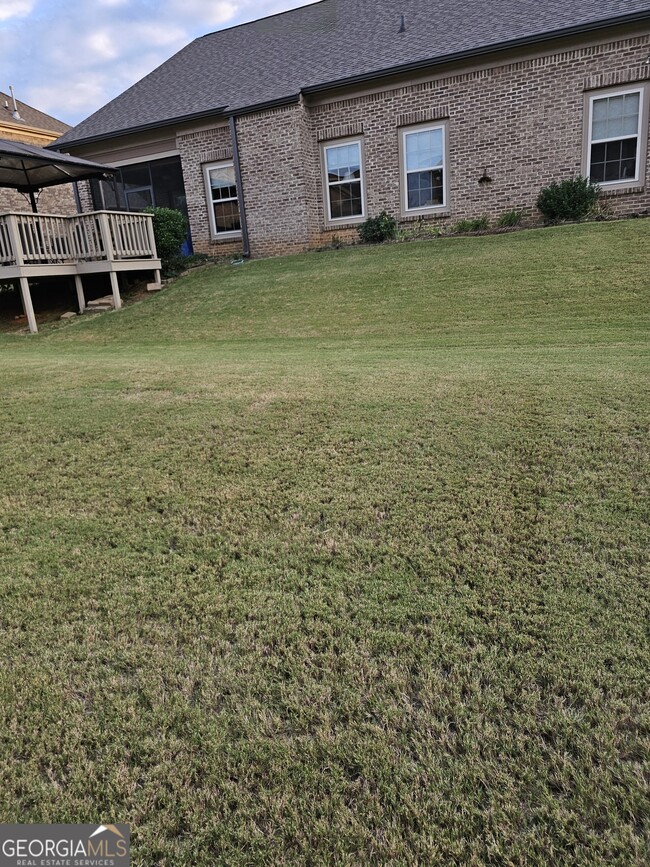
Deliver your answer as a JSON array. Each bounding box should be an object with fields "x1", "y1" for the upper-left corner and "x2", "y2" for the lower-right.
[
  {"x1": 143, "y1": 207, "x2": 188, "y2": 273},
  {"x1": 497, "y1": 209, "x2": 524, "y2": 228},
  {"x1": 451, "y1": 216, "x2": 490, "y2": 234},
  {"x1": 358, "y1": 211, "x2": 398, "y2": 244},
  {"x1": 536, "y1": 177, "x2": 600, "y2": 223}
]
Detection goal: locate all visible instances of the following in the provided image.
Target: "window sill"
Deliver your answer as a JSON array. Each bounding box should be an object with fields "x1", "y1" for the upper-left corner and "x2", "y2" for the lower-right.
[
  {"x1": 210, "y1": 232, "x2": 243, "y2": 243},
  {"x1": 401, "y1": 209, "x2": 450, "y2": 221},
  {"x1": 599, "y1": 184, "x2": 645, "y2": 198},
  {"x1": 324, "y1": 218, "x2": 365, "y2": 231}
]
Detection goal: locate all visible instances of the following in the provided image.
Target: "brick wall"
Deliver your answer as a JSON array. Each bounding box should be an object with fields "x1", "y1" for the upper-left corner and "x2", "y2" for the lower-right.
[
  {"x1": 0, "y1": 183, "x2": 77, "y2": 216},
  {"x1": 176, "y1": 125, "x2": 243, "y2": 258},
  {"x1": 233, "y1": 31, "x2": 650, "y2": 257},
  {"x1": 236, "y1": 103, "x2": 322, "y2": 257}
]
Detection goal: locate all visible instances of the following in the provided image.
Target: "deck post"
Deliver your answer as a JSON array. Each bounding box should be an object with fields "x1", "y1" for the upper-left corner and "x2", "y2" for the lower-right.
[
  {"x1": 74, "y1": 275, "x2": 86, "y2": 312},
  {"x1": 109, "y1": 271, "x2": 122, "y2": 310},
  {"x1": 19, "y1": 277, "x2": 38, "y2": 334},
  {"x1": 5, "y1": 214, "x2": 25, "y2": 267},
  {"x1": 5, "y1": 216, "x2": 36, "y2": 332},
  {"x1": 145, "y1": 214, "x2": 157, "y2": 260},
  {"x1": 97, "y1": 211, "x2": 122, "y2": 310},
  {"x1": 97, "y1": 211, "x2": 115, "y2": 262}
]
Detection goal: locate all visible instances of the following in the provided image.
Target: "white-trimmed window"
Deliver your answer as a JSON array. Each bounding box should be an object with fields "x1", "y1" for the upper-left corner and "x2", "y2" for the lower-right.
[
  {"x1": 323, "y1": 139, "x2": 365, "y2": 222},
  {"x1": 402, "y1": 124, "x2": 446, "y2": 212},
  {"x1": 588, "y1": 88, "x2": 643, "y2": 185},
  {"x1": 204, "y1": 161, "x2": 241, "y2": 237}
]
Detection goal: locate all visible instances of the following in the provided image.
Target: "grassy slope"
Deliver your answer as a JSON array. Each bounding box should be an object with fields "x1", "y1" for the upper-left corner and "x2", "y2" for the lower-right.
[{"x1": 0, "y1": 221, "x2": 649, "y2": 865}]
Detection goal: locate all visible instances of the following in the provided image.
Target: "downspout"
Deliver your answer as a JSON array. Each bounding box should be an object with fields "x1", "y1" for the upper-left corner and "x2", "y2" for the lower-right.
[{"x1": 229, "y1": 115, "x2": 250, "y2": 259}]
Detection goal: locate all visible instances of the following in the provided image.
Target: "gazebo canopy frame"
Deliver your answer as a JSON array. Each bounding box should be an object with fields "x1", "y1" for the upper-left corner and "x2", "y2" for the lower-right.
[{"x1": 0, "y1": 137, "x2": 116, "y2": 212}]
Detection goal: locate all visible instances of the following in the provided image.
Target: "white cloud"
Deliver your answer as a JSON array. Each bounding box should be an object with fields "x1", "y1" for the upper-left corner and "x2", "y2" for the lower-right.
[
  {"x1": 27, "y1": 76, "x2": 109, "y2": 118},
  {"x1": 86, "y1": 29, "x2": 120, "y2": 61},
  {"x1": 162, "y1": 0, "x2": 236, "y2": 27},
  {"x1": 163, "y1": 0, "x2": 320, "y2": 30},
  {"x1": 0, "y1": 0, "x2": 35, "y2": 20},
  {"x1": 135, "y1": 22, "x2": 187, "y2": 48},
  {"x1": 5, "y1": 0, "x2": 322, "y2": 125}
]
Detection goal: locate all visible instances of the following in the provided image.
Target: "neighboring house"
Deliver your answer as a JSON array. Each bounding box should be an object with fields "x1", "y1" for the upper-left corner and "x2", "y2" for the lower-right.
[
  {"x1": 53, "y1": 0, "x2": 650, "y2": 259},
  {"x1": 0, "y1": 89, "x2": 78, "y2": 215}
]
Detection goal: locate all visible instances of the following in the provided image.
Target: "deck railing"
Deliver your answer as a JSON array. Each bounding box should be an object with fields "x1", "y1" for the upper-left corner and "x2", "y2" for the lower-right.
[
  {"x1": 0, "y1": 210, "x2": 157, "y2": 267},
  {"x1": 0, "y1": 217, "x2": 13, "y2": 266}
]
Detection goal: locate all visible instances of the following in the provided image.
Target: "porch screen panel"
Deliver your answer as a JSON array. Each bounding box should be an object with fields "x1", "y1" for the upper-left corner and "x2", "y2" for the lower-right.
[{"x1": 151, "y1": 158, "x2": 188, "y2": 214}]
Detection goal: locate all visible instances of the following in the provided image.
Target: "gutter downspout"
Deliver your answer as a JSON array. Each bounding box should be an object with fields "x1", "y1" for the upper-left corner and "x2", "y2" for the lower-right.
[{"x1": 229, "y1": 115, "x2": 250, "y2": 259}]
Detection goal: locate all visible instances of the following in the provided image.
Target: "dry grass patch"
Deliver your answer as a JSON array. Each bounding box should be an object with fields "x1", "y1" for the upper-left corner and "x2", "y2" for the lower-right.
[{"x1": 0, "y1": 221, "x2": 649, "y2": 865}]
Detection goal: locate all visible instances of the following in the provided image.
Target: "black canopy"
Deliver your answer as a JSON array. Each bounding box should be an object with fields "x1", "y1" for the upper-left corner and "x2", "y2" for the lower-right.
[{"x1": 0, "y1": 138, "x2": 115, "y2": 211}]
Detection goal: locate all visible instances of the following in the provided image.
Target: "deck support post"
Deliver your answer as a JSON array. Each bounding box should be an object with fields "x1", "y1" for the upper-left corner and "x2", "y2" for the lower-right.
[
  {"x1": 74, "y1": 275, "x2": 86, "y2": 312},
  {"x1": 154, "y1": 269, "x2": 161, "y2": 285},
  {"x1": 19, "y1": 277, "x2": 38, "y2": 334},
  {"x1": 109, "y1": 271, "x2": 122, "y2": 310},
  {"x1": 97, "y1": 211, "x2": 122, "y2": 311}
]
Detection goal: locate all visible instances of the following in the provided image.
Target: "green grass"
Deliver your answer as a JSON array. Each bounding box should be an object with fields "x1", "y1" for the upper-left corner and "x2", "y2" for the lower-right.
[{"x1": 1, "y1": 221, "x2": 649, "y2": 865}]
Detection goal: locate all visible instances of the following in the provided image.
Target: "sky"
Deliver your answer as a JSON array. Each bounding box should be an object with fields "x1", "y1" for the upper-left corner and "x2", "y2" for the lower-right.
[{"x1": 0, "y1": 0, "x2": 320, "y2": 127}]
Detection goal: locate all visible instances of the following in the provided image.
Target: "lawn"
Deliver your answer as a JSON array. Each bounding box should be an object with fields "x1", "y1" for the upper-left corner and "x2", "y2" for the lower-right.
[{"x1": 0, "y1": 220, "x2": 649, "y2": 865}]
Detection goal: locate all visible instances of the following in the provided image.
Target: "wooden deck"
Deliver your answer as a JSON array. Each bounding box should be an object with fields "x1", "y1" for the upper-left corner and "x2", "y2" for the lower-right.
[{"x1": 0, "y1": 210, "x2": 162, "y2": 333}]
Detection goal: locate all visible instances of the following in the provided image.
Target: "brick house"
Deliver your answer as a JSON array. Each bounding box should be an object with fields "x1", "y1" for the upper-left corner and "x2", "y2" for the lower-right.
[
  {"x1": 53, "y1": 0, "x2": 650, "y2": 259},
  {"x1": 1, "y1": 89, "x2": 77, "y2": 216}
]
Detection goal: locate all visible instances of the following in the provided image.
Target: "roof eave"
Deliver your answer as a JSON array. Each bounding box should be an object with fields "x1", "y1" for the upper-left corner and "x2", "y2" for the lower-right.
[{"x1": 48, "y1": 106, "x2": 229, "y2": 151}]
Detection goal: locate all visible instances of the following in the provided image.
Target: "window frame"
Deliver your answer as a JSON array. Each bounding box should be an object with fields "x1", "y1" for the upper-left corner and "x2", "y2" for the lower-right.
[
  {"x1": 321, "y1": 137, "x2": 367, "y2": 226},
  {"x1": 585, "y1": 85, "x2": 647, "y2": 190},
  {"x1": 399, "y1": 121, "x2": 449, "y2": 217},
  {"x1": 203, "y1": 160, "x2": 242, "y2": 240}
]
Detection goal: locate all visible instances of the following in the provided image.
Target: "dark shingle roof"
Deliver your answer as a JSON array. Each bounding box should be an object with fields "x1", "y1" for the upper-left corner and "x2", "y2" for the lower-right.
[
  {"x1": 0, "y1": 91, "x2": 70, "y2": 135},
  {"x1": 55, "y1": 0, "x2": 650, "y2": 148}
]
